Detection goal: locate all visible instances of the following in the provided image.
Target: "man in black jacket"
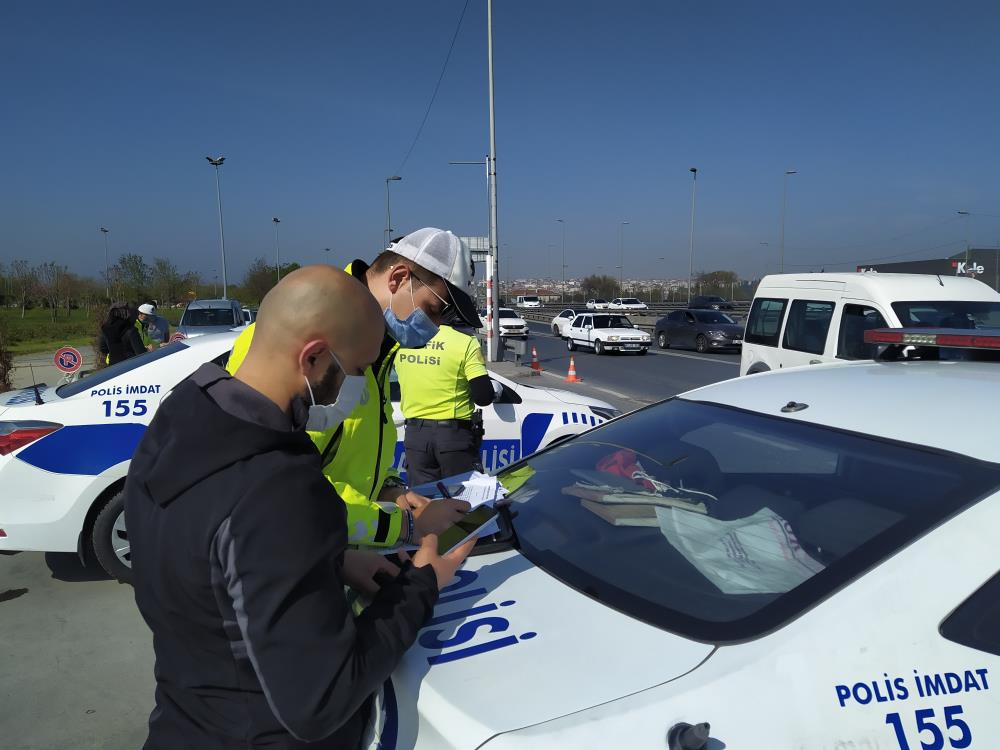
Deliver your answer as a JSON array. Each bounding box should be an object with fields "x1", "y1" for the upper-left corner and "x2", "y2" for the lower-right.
[{"x1": 125, "y1": 265, "x2": 473, "y2": 749}]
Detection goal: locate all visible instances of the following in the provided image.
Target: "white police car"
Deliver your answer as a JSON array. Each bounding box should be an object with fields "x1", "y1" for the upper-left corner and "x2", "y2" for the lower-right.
[
  {"x1": 0, "y1": 333, "x2": 616, "y2": 582},
  {"x1": 369, "y1": 329, "x2": 1000, "y2": 749}
]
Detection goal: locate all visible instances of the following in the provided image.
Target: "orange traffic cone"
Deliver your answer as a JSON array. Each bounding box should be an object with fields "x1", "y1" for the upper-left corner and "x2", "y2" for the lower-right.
[
  {"x1": 530, "y1": 345, "x2": 543, "y2": 375},
  {"x1": 564, "y1": 356, "x2": 583, "y2": 383}
]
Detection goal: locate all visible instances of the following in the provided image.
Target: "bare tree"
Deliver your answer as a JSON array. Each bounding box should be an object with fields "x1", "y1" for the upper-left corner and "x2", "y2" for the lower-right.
[
  {"x1": 35, "y1": 262, "x2": 63, "y2": 321},
  {"x1": 115, "y1": 253, "x2": 151, "y2": 302},
  {"x1": 11, "y1": 260, "x2": 36, "y2": 319},
  {"x1": 150, "y1": 257, "x2": 183, "y2": 305}
]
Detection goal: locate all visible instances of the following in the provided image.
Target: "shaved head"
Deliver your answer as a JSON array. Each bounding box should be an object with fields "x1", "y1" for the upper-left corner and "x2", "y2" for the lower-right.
[{"x1": 236, "y1": 265, "x2": 384, "y2": 411}]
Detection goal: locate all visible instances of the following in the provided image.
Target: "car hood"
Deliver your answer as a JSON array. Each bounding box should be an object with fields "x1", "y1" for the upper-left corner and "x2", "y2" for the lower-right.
[
  {"x1": 493, "y1": 373, "x2": 612, "y2": 410},
  {"x1": 387, "y1": 550, "x2": 713, "y2": 748},
  {"x1": 178, "y1": 324, "x2": 243, "y2": 338},
  {"x1": 594, "y1": 327, "x2": 647, "y2": 337},
  {"x1": 0, "y1": 384, "x2": 58, "y2": 410}
]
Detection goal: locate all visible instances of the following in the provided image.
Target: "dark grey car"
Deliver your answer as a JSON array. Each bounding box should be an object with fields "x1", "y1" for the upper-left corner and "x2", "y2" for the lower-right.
[{"x1": 655, "y1": 309, "x2": 744, "y2": 352}]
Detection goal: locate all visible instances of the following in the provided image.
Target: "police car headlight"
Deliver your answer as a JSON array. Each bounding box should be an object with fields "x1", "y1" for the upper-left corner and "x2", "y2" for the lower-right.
[
  {"x1": 608, "y1": 335, "x2": 620, "y2": 342},
  {"x1": 589, "y1": 406, "x2": 620, "y2": 421}
]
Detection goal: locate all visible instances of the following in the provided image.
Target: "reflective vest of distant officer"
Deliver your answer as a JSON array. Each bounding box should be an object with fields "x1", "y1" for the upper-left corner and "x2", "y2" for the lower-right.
[
  {"x1": 396, "y1": 323, "x2": 501, "y2": 486},
  {"x1": 225, "y1": 228, "x2": 483, "y2": 548}
]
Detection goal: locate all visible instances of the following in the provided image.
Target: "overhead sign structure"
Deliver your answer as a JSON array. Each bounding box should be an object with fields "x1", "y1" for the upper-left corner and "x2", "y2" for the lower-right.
[
  {"x1": 54, "y1": 346, "x2": 83, "y2": 374},
  {"x1": 460, "y1": 236, "x2": 491, "y2": 264}
]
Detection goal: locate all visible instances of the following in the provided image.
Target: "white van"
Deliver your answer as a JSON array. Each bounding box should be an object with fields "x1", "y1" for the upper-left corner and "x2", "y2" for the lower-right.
[
  {"x1": 741, "y1": 272, "x2": 1000, "y2": 375},
  {"x1": 516, "y1": 295, "x2": 542, "y2": 308}
]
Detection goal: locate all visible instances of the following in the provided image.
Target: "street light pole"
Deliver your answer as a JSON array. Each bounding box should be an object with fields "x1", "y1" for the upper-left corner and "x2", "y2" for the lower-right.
[
  {"x1": 205, "y1": 156, "x2": 229, "y2": 299},
  {"x1": 486, "y1": 0, "x2": 501, "y2": 362},
  {"x1": 687, "y1": 167, "x2": 698, "y2": 304},
  {"x1": 779, "y1": 169, "x2": 797, "y2": 273},
  {"x1": 618, "y1": 221, "x2": 630, "y2": 295},
  {"x1": 385, "y1": 176, "x2": 401, "y2": 248},
  {"x1": 100, "y1": 227, "x2": 110, "y2": 300},
  {"x1": 556, "y1": 219, "x2": 566, "y2": 303},
  {"x1": 272, "y1": 217, "x2": 281, "y2": 282}
]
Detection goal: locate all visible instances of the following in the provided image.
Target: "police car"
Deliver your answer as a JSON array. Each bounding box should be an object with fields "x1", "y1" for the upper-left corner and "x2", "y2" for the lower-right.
[
  {"x1": 368, "y1": 329, "x2": 1000, "y2": 749},
  {"x1": 0, "y1": 333, "x2": 617, "y2": 582}
]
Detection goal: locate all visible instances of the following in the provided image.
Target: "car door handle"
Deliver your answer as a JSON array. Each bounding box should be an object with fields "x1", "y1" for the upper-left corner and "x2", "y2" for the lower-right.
[{"x1": 808, "y1": 359, "x2": 822, "y2": 365}]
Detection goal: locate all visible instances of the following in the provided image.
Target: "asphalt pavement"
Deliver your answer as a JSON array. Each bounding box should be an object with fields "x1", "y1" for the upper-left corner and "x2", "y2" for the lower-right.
[{"x1": 507, "y1": 321, "x2": 740, "y2": 409}]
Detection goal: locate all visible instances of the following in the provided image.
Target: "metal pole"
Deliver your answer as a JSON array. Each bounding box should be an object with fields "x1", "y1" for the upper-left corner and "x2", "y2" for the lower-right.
[
  {"x1": 687, "y1": 167, "x2": 698, "y2": 304},
  {"x1": 780, "y1": 170, "x2": 796, "y2": 273},
  {"x1": 100, "y1": 227, "x2": 110, "y2": 299},
  {"x1": 557, "y1": 219, "x2": 565, "y2": 303},
  {"x1": 273, "y1": 217, "x2": 281, "y2": 282},
  {"x1": 208, "y1": 160, "x2": 229, "y2": 299},
  {"x1": 486, "y1": 0, "x2": 500, "y2": 362}
]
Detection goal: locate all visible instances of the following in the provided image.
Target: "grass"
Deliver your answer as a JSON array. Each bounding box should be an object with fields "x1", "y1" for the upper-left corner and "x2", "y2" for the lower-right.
[{"x1": 1, "y1": 305, "x2": 184, "y2": 357}]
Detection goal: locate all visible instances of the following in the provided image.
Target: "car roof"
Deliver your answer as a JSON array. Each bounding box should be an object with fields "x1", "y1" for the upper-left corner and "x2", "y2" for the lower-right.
[
  {"x1": 680, "y1": 360, "x2": 1000, "y2": 462},
  {"x1": 186, "y1": 298, "x2": 238, "y2": 309},
  {"x1": 756, "y1": 272, "x2": 1000, "y2": 301}
]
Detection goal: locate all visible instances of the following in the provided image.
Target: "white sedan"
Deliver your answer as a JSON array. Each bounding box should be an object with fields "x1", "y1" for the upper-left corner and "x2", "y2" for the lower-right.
[
  {"x1": 370, "y1": 328, "x2": 1000, "y2": 749},
  {"x1": 564, "y1": 312, "x2": 651, "y2": 355},
  {"x1": 550, "y1": 308, "x2": 584, "y2": 337},
  {"x1": 608, "y1": 297, "x2": 648, "y2": 310},
  {"x1": 585, "y1": 299, "x2": 609, "y2": 310},
  {"x1": 0, "y1": 332, "x2": 616, "y2": 582}
]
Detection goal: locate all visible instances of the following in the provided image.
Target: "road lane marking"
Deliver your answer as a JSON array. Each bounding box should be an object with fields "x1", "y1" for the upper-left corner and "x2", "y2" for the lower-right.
[{"x1": 537, "y1": 370, "x2": 631, "y2": 399}]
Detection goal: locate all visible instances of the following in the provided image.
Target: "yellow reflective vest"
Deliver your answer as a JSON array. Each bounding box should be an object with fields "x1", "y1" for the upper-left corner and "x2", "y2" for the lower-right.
[{"x1": 226, "y1": 261, "x2": 404, "y2": 546}]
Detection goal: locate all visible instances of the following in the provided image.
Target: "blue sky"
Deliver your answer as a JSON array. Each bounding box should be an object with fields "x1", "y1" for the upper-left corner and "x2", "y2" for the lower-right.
[{"x1": 3, "y1": 0, "x2": 1000, "y2": 284}]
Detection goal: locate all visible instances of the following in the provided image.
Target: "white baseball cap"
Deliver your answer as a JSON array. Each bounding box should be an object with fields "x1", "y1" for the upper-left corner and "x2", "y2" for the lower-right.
[
  {"x1": 389, "y1": 228, "x2": 480, "y2": 328},
  {"x1": 138, "y1": 304, "x2": 156, "y2": 315}
]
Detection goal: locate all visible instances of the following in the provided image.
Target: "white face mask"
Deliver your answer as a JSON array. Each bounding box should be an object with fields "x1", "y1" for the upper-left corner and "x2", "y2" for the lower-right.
[{"x1": 303, "y1": 350, "x2": 367, "y2": 433}]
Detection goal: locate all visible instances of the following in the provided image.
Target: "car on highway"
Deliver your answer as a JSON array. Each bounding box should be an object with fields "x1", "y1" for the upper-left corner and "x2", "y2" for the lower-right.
[
  {"x1": 496, "y1": 308, "x2": 529, "y2": 338},
  {"x1": 515, "y1": 295, "x2": 542, "y2": 309},
  {"x1": 655, "y1": 309, "x2": 744, "y2": 352},
  {"x1": 689, "y1": 295, "x2": 735, "y2": 311},
  {"x1": 175, "y1": 298, "x2": 245, "y2": 339},
  {"x1": 0, "y1": 332, "x2": 616, "y2": 582},
  {"x1": 564, "y1": 313, "x2": 651, "y2": 355},
  {"x1": 550, "y1": 308, "x2": 584, "y2": 337},
  {"x1": 608, "y1": 297, "x2": 648, "y2": 311},
  {"x1": 586, "y1": 298, "x2": 609, "y2": 310},
  {"x1": 370, "y1": 328, "x2": 1000, "y2": 749},
  {"x1": 741, "y1": 272, "x2": 1000, "y2": 375}
]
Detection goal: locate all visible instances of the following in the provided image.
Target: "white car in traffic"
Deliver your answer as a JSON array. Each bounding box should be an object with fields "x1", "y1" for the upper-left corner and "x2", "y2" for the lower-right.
[
  {"x1": 0, "y1": 333, "x2": 616, "y2": 582},
  {"x1": 585, "y1": 299, "x2": 609, "y2": 310},
  {"x1": 564, "y1": 312, "x2": 651, "y2": 355},
  {"x1": 608, "y1": 297, "x2": 648, "y2": 310},
  {"x1": 370, "y1": 328, "x2": 1000, "y2": 749},
  {"x1": 494, "y1": 308, "x2": 529, "y2": 338},
  {"x1": 550, "y1": 308, "x2": 584, "y2": 337}
]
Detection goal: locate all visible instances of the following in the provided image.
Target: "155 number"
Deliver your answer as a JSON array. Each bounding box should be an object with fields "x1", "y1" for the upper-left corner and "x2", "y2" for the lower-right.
[
  {"x1": 102, "y1": 399, "x2": 148, "y2": 418},
  {"x1": 886, "y1": 705, "x2": 972, "y2": 750}
]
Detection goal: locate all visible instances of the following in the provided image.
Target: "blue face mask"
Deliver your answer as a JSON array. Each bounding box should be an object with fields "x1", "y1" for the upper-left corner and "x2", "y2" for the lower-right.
[{"x1": 384, "y1": 278, "x2": 440, "y2": 348}]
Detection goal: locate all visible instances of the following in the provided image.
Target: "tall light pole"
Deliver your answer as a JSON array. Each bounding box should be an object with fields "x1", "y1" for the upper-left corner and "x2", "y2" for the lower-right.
[
  {"x1": 618, "y1": 220, "x2": 630, "y2": 296},
  {"x1": 100, "y1": 227, "x2": 110, "y2": 300},
  {"x1": 556, "y1": 219, "x2": 566, "y2": 303},
  {"x1": 205, "y1": 156, "x2": 229, "y2": 299},
  {"x1": 687, "y1": 167, "x2": 698, "y2": 304},
  {"x1": 485, "y1": 0, "x2": 501, "y2": 362},
  {"x1": 385, "y1": 176, "x2": 401, "y2": 248},
  {"x1": 272, "y1": 217, "x2": 281, "y2": 282},
  {"x1": 779, "y1": 169, "x2": 797, "y2": 273}
]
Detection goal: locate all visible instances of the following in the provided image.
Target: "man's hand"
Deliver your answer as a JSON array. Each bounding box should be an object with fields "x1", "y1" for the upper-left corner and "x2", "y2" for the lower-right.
[
  {"x1": 405, "y1": 534, "x2": 477, "y2": 590},
  {"x1": 394, "y1": 490, "x2": 428, "y2": 512},
  {"x1": 413, "y1": 498, "x2": 470, "y2": 540},
  {"x1": 341, "y1": 550, "x2": 400, "y2": 598}
]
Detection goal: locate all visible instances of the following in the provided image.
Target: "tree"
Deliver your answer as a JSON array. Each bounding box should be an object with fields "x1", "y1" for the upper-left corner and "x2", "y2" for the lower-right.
[
  {"x1": 116, "y1": 253, "x2": 151, "y2": 302},
  {"x1": 0, "y1": 315, "x2": 12, "y2": 392},
  {"x1": 35, "y1": 262, "x2": 68, "y2": 320},
  {"x1": 150, "y1": 257, "x2": 183, "y2": 305},
  {"x1": 579, "y1": 274, "x2": 619, "y2": 301},
  {"x1": 11, "y1": 260, "x2": 37, "y2": 319},
  {"x1": 695, "y1": 270, "x2": 740, "y2": 298}
]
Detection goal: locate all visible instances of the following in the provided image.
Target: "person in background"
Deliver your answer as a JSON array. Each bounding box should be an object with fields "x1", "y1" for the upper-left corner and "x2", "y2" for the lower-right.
[
  {"x1": 225, "y1": 228, "x2": 482, "y2": 548},
  {"x1": 137, "y1": 303, "x2": 170, "y2": 350},
  {"x1": 98, "y1": 303, "x2": 145, "y2": 365},
  {"x1": 126, "y1": 265, "x2": 474, "y2": 750},
  {"x1": 396, "y1": 311, "x2": 502, "y2": 485}
]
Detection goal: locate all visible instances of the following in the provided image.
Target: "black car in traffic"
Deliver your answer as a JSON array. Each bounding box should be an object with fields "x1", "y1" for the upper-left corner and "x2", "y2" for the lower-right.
[
  {"x1": 654, "y1": 309, "x2": 744, "y2": 352},
  {"x1": 689, "y1": 295, "x2": 734, "y2": 311}
]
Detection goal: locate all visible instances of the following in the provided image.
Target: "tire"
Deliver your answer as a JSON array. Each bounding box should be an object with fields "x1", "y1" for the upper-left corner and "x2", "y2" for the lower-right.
[
  {"x1": 594, "y1": 339, "x2": 604, "y2": 355},
  {"x1": 638, "y1": 348, "x2": 648, "y2": 356},
  {"x1": 658, "y1": 332, "x2": 669, "y2": 349},
  {"x1": 566, "y1": 337, "x2": 576, "y2": 351},
  {"x1": 695, "y1": 334, "x2": 708, "y2": 353},
  {"x1": 747, "y1": 363, "x2": 771, "y2": 375},
  {"x1": 552, "y1": 325, "x2": 560, "y2": 336},
  {"x1": 92, "y1": 491, "x2": 133, "y2": 584}
]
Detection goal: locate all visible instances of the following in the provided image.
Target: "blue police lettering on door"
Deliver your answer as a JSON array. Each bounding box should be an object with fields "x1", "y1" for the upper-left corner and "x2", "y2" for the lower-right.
[{"x1": 418, "y1": 569, "x2": 536, "y2": 666}]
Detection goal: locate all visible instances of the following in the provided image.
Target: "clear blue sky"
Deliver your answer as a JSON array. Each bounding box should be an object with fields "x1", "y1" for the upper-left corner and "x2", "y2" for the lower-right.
[{"x1": 3, "y1": 0, "x2": 1000, "y2": 283}]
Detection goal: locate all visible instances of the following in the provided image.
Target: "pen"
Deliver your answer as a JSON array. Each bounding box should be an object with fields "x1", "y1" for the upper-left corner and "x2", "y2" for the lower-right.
[{"x1": 436, "y1": 481, "x2": 453, "y2": 499}]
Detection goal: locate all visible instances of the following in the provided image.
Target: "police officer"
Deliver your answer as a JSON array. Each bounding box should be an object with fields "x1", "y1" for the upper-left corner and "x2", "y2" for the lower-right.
[
  {"x1": 225, "y1": 228, "x2": 481, "y2": 548},
  {"x1": 396, "y1": 313, "x2": 501, "y2": 485},
  {"x1": 137, "y1": 303, "x2": 170, "y2": 350}
]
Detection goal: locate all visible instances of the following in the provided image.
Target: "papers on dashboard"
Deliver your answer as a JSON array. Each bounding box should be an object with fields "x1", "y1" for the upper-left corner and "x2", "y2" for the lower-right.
[{"x1": 413, "y1": 470, "x2": 507, "y2": 510}]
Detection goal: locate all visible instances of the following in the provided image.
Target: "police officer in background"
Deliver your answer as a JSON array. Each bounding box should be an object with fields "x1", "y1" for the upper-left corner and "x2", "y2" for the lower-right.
[{"x1": 396, "y1": 311, "x2": 502, "y2": 485}]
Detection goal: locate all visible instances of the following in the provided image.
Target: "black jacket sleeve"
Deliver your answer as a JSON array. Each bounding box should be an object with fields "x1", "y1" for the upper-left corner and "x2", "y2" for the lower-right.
[
  {"x1": 123, "y1": 325, "x2": 145, "y2": 356},
  {"x1": 215, "y1": 466, "x2": 438, "y2": 743},
  {"x1": 469, "y1": 374, "x2": 496, "y2": 406}
]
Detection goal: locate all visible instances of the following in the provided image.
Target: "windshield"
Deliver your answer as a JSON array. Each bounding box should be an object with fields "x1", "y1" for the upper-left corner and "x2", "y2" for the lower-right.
[
  {"x1": 57, "y1": 342, "x2": 189, "y2": 398},
  {"x1": 499, "y1": 399, "x2": 1000, "y2": 642},
  {"x1": 693, "y1": 311, "x2": 737, "y2": 324},
  {"x1": 891, "y1": 300, "x2": 1000, "y2": 329},
  {"x1": 499, "y1": 309, "x2": 519, "y2": 319},
  {"x1": 592, "y1": 315, "x2": 633, "y2": 329},
  {"x1": 622, "y1": 298, "x2": 642, "y2": 305},
  {"x1": 521, "y1": 296, "x2": 539, "y2": 303},
  {"x1": 182, "y1": 307, "x2": 237, "y2": 327}
]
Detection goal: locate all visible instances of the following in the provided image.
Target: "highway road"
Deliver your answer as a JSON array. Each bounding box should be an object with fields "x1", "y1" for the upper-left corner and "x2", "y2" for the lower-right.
[{"x1": 508, "y1": 321, "x2": 741, "y2": 409}]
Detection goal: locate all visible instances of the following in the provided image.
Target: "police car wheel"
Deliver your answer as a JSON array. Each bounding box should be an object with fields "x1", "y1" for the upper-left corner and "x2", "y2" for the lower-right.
[
  {"x1": 594, "y1": 339, "x2": 604, "y2": 355},
  {"x1": 92, "y1": 491, "x2": 134, "y2": 584},
  {"x1": 566, "y1": 338, "x2": 576, "y2": 351}
]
